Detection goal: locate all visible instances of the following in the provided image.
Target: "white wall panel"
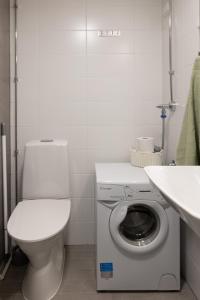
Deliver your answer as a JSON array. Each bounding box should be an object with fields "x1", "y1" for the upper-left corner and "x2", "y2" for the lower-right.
[{"x1": 14, "y1": 0, "x2": 163, "y2": 244}]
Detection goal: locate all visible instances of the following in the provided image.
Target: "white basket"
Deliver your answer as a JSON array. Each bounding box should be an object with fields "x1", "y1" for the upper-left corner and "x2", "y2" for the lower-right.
[{"x1": 130, "y1": 148, "x2": 164, "y2": 168}]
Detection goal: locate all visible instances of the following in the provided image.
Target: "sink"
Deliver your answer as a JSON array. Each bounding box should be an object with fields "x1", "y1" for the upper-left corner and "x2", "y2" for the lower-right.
[{"x1": 145, "y1": 166, "x2": 200, "y2": 237}]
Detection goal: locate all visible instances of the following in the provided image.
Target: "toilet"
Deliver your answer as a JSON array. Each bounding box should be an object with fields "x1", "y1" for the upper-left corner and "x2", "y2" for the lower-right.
[{"x1": 7, "y1": 140, "x2": 71, "y2": 300}]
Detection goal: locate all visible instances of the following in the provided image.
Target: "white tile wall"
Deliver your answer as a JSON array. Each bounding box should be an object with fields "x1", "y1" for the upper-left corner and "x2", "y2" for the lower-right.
[
  {"x1": 12, "y1": 0, "x2": 163, "y2": 244},
  {"x1": 162, "y1": 0, "x2": 200, "y2": 298},
  {"x1": 86, "y1": 0, "x2": 135, "y2": 30},
  {"x1": 38, "y1": 0, "x2": 86, "y2": 30}
]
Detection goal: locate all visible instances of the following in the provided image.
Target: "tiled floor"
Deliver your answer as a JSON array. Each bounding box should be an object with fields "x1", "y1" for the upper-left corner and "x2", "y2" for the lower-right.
[{"x1": 0, "y1": 246, "x2": 197, "y2": 300}]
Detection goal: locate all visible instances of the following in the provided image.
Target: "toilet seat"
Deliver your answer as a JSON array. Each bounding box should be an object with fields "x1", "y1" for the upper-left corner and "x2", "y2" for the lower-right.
[{"x1": 7, "y1": 199, "x2": 71, "y2": 243}]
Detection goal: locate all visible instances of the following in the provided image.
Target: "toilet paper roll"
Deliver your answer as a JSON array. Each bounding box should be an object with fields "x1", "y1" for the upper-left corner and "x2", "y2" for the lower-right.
[{"x1": 136, "y1": 137, "x2": 154, "y2": 153}]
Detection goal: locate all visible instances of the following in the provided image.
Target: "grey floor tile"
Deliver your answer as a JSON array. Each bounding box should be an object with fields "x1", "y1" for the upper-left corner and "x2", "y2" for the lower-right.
[
  {"x1": 64, "y1": 256, "x2": 95, "y2": 271},
  {"x1": 0, "y1": 246, "x2": 197, "y2": 300},
  {"x1": 54, "y1": 293, "x2": 113, "y2": 300},
  {"x1": 0, "y1": 280, "x2": 21, "y2": 294},
  {"x1": 0, "y1": 295, "x2": 24, "y2": 300}
]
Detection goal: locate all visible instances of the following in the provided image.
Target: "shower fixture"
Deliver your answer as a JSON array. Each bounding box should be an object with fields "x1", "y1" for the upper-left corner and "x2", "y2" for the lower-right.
[
  {"x1": 157, "y1": 0, "x2": 178, "y2": 150},
  {"x1": 158, "y1": 0, "x2": 178, "y2": 113},
  {"x1": 168, "y1": 0, "x2": 176, "y2": 111}
]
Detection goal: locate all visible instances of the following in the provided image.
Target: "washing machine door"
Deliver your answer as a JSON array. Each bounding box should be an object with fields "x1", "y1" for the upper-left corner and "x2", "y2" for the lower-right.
[{"x1": 109, "y1": 200, "x2": 168, "y2": 254}]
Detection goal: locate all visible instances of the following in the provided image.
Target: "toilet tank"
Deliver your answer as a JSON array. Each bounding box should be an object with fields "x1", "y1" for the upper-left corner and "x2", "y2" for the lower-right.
[{"x1": 22, "y1": 140, "x2": 70, "y2": 200}]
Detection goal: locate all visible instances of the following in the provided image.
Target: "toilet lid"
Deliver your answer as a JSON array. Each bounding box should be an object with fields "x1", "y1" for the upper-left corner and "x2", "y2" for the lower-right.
[{"x1": 7, "y1": 199, "x2": 71, "y2": 242}]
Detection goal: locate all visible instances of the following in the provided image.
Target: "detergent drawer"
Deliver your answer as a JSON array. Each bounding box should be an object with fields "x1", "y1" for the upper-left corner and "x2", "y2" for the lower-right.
[{"x1": 96, "y1": 184, "x2": 125, "y2": 201}]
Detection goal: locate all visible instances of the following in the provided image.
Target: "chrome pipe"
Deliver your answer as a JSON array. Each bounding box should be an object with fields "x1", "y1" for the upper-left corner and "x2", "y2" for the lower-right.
[
  {"x1": 156, "y1": 105, "x2": 168, "y2": 150},
  {"x1": 161, "y1": 107, "x2": 167, "y2": 150},
  {"x1": 162, "y1": 116, "x2": 165, "y2": 149},
  {"x1": 1, "y1": 123, "x2": 8, "y2": 255},
  {"x1": 199, "y1": 0, "x2": 200, "y2": 55},
  {"x1": 14, "y1": 0, "x2": 18, "y2": 203},
  {"x1": 168, "y1": 0, "x2": 176, "y2": 111}
]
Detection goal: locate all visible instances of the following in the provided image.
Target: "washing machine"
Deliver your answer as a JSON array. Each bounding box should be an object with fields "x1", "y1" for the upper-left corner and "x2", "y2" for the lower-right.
[{"x1": 95, "y1": 163, "x2": 180, "y2": 291}]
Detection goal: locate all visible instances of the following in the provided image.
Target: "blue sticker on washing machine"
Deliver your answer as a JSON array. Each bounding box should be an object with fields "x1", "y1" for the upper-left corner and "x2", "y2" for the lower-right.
[
  {"x1": 100, "y1": 262, "x2": 113, "y2": 272},
  {"x1": 100, "y1": 263, "x2": 113, "y2": 279}
]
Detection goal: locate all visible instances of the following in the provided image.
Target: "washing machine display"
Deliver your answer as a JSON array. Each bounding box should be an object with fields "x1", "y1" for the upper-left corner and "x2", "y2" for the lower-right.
[{"x1": 96, "y1": 163, "x2": 180, "y2": 291}]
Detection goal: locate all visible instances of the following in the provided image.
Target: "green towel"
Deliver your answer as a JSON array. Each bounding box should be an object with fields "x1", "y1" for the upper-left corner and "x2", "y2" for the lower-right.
[{"x1": 176, "y1": 57, "x2": 200, "y2": 165}]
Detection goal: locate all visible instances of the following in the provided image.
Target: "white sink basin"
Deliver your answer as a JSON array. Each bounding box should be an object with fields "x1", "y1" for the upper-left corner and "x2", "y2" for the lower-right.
[{"x1": 145, "y1": 166, "x2": 200, "y2": 237}]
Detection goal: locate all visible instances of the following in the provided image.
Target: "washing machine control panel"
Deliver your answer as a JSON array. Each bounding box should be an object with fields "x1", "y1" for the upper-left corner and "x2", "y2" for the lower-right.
[
  {"x1": 96, "y1": 184, "x2": 126, "y2": 201},
  {"x1": 125, "y1": 184, "x2": 155, "y2": 200},
  {"x1": 97, "y1": 183, "x2": 166, "y2": 205}
]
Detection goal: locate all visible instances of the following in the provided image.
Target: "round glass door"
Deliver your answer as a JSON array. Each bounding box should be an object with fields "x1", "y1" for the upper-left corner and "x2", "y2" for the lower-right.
[
  {"x1": 109, "y1": 200, "x2": 168, "y2": 254},
  {"x1": 119, "y1": 204, "x2": 160, "y2": 246}
]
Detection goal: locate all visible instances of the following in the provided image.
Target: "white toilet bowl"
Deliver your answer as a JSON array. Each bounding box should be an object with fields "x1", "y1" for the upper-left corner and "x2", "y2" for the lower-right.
[
  {"x1": 8, "y1": 199, "x2": 71, "y2": 300},
  {"x1": 7, "y1": 140, "x2": 71, "y2": 300}
]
